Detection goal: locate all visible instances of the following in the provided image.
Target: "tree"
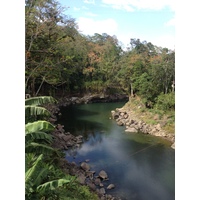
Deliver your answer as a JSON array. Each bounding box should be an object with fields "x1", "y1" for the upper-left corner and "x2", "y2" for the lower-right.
[{"x1": 25, "y1": 0, "x2": 79, "y2": 96}]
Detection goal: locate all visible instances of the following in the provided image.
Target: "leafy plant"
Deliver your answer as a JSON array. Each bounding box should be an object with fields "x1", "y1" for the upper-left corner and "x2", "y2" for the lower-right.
[{"x1": 155, "y1": 92, "x2": 175, "y2": 111}]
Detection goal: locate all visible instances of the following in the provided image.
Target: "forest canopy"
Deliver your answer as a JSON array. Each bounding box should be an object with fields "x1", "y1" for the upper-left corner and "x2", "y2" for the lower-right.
[{"x1": 25, "y1": 0, "x2": 175, "y2": 109}]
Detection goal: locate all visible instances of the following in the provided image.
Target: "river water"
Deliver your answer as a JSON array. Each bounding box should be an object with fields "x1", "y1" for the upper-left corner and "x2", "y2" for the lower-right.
[{"x1": 58, "y1": 102, "x2": 175, "y2": 200}]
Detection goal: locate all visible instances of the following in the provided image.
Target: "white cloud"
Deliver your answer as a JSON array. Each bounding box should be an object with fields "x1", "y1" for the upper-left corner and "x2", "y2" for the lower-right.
[
  {"x1": 101, "y1": 0, "x2": 175, "y2": 12},
  {"x1": 84, "y1": 0, "x2": 95, "y2": 4},
  {"x1": 85, "y1": 12, "x2": 98, "y2": 17},
  {"x1": 82, "y1": 6, "x2": 89, "y2": 10},
  {"x1": 165, "y1": 17, "x2": 175, "y2": 27},
  {"x1": 77, "y1": 17, "x2": 118, "y2": 36},
  {"x1": 73, "y1": 7, "x2": 81, "y2": 11},
  {"x1": 151, "y1": 34, "x2": 175, "y2": 50}
]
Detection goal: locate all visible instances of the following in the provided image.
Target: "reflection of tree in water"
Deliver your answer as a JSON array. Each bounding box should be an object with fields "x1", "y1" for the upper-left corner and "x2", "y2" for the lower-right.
[
  {"x1": 87, "y1": 131, "x2": 104, "y2": 146},
  {"x1": 65, "y1": 146, "x2": 80, "y2": 158},
  {"x1": 65, "y1": 131, "x2": 104, "y2": 158}
]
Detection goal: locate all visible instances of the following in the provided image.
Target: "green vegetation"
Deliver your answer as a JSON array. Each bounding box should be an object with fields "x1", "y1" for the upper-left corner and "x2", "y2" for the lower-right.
[
  {"x1": 25, "y1": 96, "x2": 99, "y2": 200},
  {"x1": 25, "y1": 0, "x2": 175, "y2": 103},
  {"x1": 25, "y1": 0, "x2": 175, "y2": 198},
  {"x1": 124, "y1": 96, "x2": 175, "y2": 134}
]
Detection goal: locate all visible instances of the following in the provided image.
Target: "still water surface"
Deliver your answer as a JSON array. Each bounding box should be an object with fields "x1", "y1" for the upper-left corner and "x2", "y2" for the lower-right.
[{"x1": 58, "y1": 102, "x2": 175, "y2": 200}]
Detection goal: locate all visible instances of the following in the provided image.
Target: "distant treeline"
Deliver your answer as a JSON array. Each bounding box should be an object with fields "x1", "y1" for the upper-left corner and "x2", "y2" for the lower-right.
[{"x1": 25, "y1": 0, "x2": 175, "y2": 110}]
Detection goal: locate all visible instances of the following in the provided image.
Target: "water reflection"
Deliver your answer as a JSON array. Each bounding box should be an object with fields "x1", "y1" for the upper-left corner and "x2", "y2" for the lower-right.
[{"x1": 59, "y1": 103, "x2": 175, "y2": 200}]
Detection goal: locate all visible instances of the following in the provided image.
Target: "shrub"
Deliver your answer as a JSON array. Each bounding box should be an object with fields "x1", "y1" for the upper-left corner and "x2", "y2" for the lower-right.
[{"x1": 154, "y1": 92, "x2": 175, "y2": 111}]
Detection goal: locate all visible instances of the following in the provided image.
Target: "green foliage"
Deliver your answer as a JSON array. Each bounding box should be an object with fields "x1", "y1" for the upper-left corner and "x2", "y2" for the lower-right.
[
  {"x1": 25, "y1": 96, "x2": 57, "y2": 123},
  {"x1": 155, "y1": 92, "x2": 175, "y2": 111},
  {"x1": 25, "y1": 96, "x2": 57, "y2": 106},
  {"x1": 25, "y1": 95, "x2": 99, "y2": 199},
  {"x1": 25, "y1": 120, "x2": 55, "y2": 134},
  {"x1": 25, "y1": 153, "x2": 75, "y2": 200},
  {"x1": 25, "y1": 105, "x2": 51, "y2": 120}
]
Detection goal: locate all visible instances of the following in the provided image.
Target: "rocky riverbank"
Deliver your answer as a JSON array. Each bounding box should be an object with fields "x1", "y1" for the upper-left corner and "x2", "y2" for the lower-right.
[
  {"x1": 111, "y1": 107, "x2": 175, "y2": 149},
  {"x1": 56, "y1": 93, "x2": 128, "y2": 107},
  {"x1": 44, "y1": 100, "x2": 123, "y2": 200}
]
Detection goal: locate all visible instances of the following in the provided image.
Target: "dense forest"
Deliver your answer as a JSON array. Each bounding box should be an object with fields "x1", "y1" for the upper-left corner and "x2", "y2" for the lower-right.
[
  {"x1": 25, "y1": 0, "x2": 175, "y2": 110},
  {"x1": 25, "y1": 0, "x2": 175, "y2": 199}
]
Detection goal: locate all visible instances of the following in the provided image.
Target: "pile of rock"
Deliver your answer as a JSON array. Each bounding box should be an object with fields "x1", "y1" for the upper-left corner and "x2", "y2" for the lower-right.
[
  {"x1": 51, "y1": 124, "x2": 84, "y2": 150},
  {"x1": 111, "y1": 109, "x2": 175, "y2": 149},
  {"x1": 57, "y1": 94, "x2": 128, "y2": 107},
  {"x1": 59, "y1": 159, "x2": 119, "y2": 200}
]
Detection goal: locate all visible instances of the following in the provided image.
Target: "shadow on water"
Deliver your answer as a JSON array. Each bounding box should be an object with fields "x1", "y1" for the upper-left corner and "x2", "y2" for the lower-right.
[{"x1": 58, "y1": 103, "x2": 175, "y2": 200}]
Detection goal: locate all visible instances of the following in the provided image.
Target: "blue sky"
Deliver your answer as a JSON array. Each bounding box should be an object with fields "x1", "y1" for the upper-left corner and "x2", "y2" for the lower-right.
[{"x1": 59, "y1": 0, "x2": 175, "y2": 49}]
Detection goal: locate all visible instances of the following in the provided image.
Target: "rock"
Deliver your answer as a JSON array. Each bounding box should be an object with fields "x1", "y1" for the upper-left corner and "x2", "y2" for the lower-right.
[
  {"x1": 77, "y1": 174, "x2": 86, "y2": 184},
  {"x1": 80, "y1": 162, "x2": 90, "y2": 171},
  {"x1": 99, "y1": 170, "x2": 108, "y2": 179},
  {"x1": 124, "y1": 113, "x2": 129, "y2": 119},
  {"x1": 100, "y1": 183, "x2": 104, "y2": 187},
  {"x1": 99, "y1": 188, "x2": 106, "y2": 195},
  {"x1": 94, "y1": 178, "x2": 101, "y2": 186},
  {"x1": 105, "y1": 194, "x2": 114, "y2": 199},
  {"x1": 71, "y1": 97, "x2": 79, "y2": 102},
  {"x1": 125, "y1": 127, "x2": 138, "y2": 133},
  {"x1": 171, "y1": 142, "x2": 175, "y2": 149},
  {"x1": 86, "y1": 171, "x2": 95, "y2": 179},
  {"x1": 117, "y1": 121, "x2": 124, "y2": 126},
  {"x1": 155, "y1": 123, "x2": 161, "y2": 131},
  {"x1": 125, "y1": 127, "x2": 137, "y2": 133},
  {"x1": 87, "y1": 181, "x2": 96, "y2": 191},
  {"x1": 107, "y1": 184, "x2": 115, "y2": 190},
  {"x1": 100, "y1": 196, "x2": 106, "y2": 200}
]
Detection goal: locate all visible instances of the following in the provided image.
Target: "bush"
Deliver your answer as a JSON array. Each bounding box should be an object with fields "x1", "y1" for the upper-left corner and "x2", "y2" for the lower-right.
[{"x1": 155, "y1": 92, "x2": 175, "y2": 111}]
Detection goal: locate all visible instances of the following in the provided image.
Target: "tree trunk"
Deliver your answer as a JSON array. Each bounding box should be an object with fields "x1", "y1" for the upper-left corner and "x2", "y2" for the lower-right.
[
  {"x1": 31, "y1": 78, "x2": 36, "y2": 96},
  {"x1": 35, "y1": 77, "x2": 45, "y2": 96},
  {"x1": 130, "y1": 83, "x2": 133, "y2": 97}
]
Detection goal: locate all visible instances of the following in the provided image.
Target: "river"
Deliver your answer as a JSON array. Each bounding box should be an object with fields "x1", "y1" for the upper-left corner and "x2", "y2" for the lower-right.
[{"x1": 58, "y1": 102, "x2": 175, "y2": 200}]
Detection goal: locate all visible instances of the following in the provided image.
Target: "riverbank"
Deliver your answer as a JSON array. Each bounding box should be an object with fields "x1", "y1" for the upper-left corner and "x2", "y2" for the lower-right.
[
  {"x1": 56, "y1": 93, "x2": 128, "y2": 107},
  {"x1": 44, "y1": 94, "x2": 174, "y2": 199},
  {"x1": 44, "y1": 99, "x2": 123, "y2": 200},
  {"x1": 111, "y1": 97, "x2": 175, "y2": 149}
]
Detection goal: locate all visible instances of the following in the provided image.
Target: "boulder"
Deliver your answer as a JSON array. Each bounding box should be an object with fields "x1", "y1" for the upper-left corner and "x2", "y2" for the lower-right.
[
  {"x1": 94, "y1": 178, "x2": 101, "y2": 186},
  {"x1": 99, "y1": 170, "x2": 108, "y2": 179},
  {"x1": 99, "y1": 188, "x2": 106, "y2": 195},
  {"x1": 77, "y1": 174, "x2": 86, "y2": 185},
  {"x1": 87, "y1": 181, "x2": 96, "y2": 191},
  {"x1": 117, "y1": 121, "x2": 124, "y2": 126},
  {"x1": 125, "y1": 127, "x2": 137, "y2": 133},
  {"x1": 107, "y1": 184, "x2": 115, "y2": 190},
  {"x1": 80, "y1": 162, "x2": 90, "y2": 171}
]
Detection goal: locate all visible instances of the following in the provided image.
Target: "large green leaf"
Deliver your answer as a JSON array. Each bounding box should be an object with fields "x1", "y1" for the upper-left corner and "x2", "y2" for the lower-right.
[
  {"x1": 37, "y1": 179, "x2": 71, "y2": 192},
  {"x1": 25, "y1": 96, "x2": 57, "y2": 106},
  {"x1": 25, "y1": 105, "x2": 51, "y2": 117},
  {"x1": 25, "y1": 131, "x2": 53, "y2": 144},
  {"x1": 25, "y1": 142, "x2": 55, "y2": 155},
  {"x1": 25, "y1": 120, "x2": 55, "y2": 134},
  {"x1": 25, "y1": 154, "x2": 45, "y2": 193}
]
